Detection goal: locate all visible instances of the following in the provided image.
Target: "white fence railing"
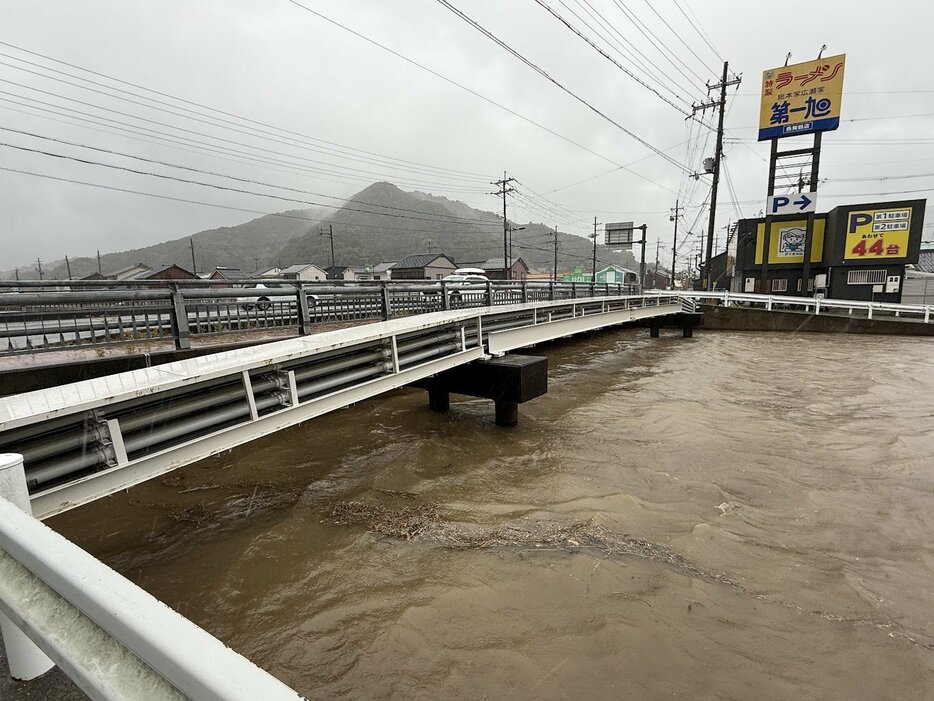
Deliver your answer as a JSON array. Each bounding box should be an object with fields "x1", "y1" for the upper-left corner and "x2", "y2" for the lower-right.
[
  {"x1": 0, "y1": 453, "x2": 305, "y2": 699},
  {"x1": 649, "y1": 290, "x2": 933, "y2": 323}
]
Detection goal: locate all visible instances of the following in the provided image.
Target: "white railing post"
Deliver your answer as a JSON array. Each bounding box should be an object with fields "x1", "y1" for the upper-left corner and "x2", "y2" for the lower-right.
[{"x1": 0, "y1": 453, "x2": 55, "y2": 681}]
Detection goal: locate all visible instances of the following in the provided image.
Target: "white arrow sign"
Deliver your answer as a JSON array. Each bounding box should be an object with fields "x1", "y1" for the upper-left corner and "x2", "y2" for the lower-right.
[{"x1": 767, "y1": 192, "x2": 817, "y2": 216}]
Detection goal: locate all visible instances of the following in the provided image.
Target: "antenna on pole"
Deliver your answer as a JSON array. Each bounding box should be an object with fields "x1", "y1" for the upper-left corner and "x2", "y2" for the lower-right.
[
  {"x1": 817, "y1": 44, "x2": 827, "y2": 59},
  {"x1": 784, "y1": 52, "x2": 792, "y2": 66}
]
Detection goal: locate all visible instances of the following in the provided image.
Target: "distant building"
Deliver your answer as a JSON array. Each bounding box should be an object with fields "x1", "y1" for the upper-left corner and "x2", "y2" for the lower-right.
[
  {"x1": 390, "y1": 254, "x2": 456, "y2": 280},
  {"x1": 462, "y1": 257, "x2": 529, "y2": 281},
  {"x1": 917, "y1": 243, "x2": 934, "y2": 273},
  {"x1": 127, "y1": 264, "x2": 198, "y2": 281},
  {"x1": 370, "y1": 261, "x2": 398, "y2": 281},
  {"x1": 733, "y1": 199, "x2": 927, "y2": 303},
  {"x1": 526, "y1": 271, "x2": 554, "y2": 281},
  {"x1": 325, "y1": 265, "x2": 354, "y2": 281},
  {"x1": 258, "y1": 266, "x2": 283, "y2": 278},
  {"x1": 561, "y1": 265, "x2": 591, "y2": 283},
  {"x1": 280, "y1": 263, "x2": 327, "y2": 281},
  {"x1": 595, "y1": 265, "x2": 637, "y2": 285},
  {"x1": 209, "y1": 267, "x2": 247, "y2": 281},
  {"x1": 81, "y1": 262, "x2": 151, "y2": 281},
  {"x1": 113, "y1": 263, "x2": 152, "y2": 280}
]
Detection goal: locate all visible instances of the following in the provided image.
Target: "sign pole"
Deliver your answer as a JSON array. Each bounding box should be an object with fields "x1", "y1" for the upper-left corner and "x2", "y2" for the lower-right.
[
  {"x1": 760, "y1": 138, "x2": 779, "y2": 292},
  {"x1": 799, "y1": 132, "x2": 823, "y2": 296}
]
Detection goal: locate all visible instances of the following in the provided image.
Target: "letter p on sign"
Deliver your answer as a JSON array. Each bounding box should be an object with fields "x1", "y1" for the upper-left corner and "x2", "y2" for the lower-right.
[
  {"x1": 848, "y1": 212, "x2": 872, "y2": 233},
  {"x1": 770, "y1": 196, "x2": 789, "y2": 214}
]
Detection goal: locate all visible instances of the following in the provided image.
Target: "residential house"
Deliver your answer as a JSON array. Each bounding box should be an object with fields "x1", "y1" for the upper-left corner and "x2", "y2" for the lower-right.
[
  {"x1": 371, "y1": 261, "x2": 397, "y2": 280},
  {"x1": 595, "y1": 265, "x2": 638, "y2": 285},
  {"x1": 462, "y1": 257, "x2": 529, "y2": 281},
  {"x1": 280, "y1": 263, "x2": 327, "y2": 281},
  {"x1": 126, "y1": 264, "x2": 198, "y2": 281},
  {"x1": 389, "y1": 254, "x2": 457, "y2": 280},
  {"x1": 209, "y1": 266, "x2": 247, "y2": 281},
  {"x1": 258, "y1": 266, "x2": 283, "y2": 278},
  {"x1": 81, "y1": 262, "x2": 151, "y2": 281},
  {"x1": 325, "y1": 265, "x2": 355, "y2": 281}
]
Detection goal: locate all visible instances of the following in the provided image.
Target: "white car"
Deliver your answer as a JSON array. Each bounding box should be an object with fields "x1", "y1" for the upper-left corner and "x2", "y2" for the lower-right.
[
  {"x1": 237, "y1": 283, "x2": 274, "y2": 311},
  {"x1": 442, "y1": 273, "x2": 489, "y2": 287}
]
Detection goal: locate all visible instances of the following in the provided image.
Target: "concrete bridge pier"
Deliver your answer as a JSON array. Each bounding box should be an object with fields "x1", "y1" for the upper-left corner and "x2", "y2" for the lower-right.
[{"x1": 415, "y1": 355, "x2": 548, "y2": 427}]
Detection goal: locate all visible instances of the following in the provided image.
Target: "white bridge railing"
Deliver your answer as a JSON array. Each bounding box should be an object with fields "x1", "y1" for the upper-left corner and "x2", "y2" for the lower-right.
[
  {"x1": 650, "y1": 290, "x2": 933, "y2": 324},
  {"x1": 0, "y1": 453, "x2": 304, "y2": 699}
]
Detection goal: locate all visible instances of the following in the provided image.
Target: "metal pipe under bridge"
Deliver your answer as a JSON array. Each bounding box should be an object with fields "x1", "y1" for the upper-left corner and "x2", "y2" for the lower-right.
[{"x1": 0, "y1": 292, "x2": 689, "y2": 520}]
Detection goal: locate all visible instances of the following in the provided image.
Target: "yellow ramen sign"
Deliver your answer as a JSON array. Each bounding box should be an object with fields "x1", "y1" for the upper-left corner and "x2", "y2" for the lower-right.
[
  {"x1": 844, "y1": 208, "x2": 912, "y2": 260},
  {"x1": 759, "y1": 54, "x2": 845, "y2": 140},
  {"x1": 755, "y1": 219, "x2": 825, "y2": 265}
]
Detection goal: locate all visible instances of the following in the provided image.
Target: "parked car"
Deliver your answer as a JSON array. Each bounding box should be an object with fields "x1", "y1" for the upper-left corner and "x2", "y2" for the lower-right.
[{"x1": 237, "y1": 283, "x2": 317, "y2": 311}]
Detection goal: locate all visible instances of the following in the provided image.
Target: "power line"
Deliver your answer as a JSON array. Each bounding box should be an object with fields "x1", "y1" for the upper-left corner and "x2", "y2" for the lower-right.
[
  {"x1": 0, "y1": 125, "x2": 503, "y2": 226},
  {"x1": 607, "y1": 0, "x2": 709, "y2": 89},
  {"x1": 0, "y1": 77, "x2": 490, "y2": 191},
  {"x1": 0, "y1": 165, "x2": 509, "y2": 236},
  {"x1": 559, "y1": 0, "x2": 698, "y2": 102},
  {"x1": 530, "y1": 0, "x2": 695, "y2": 116},
  {"x1": 0, "y1": 41, "x2": 492, "y2": 180},
  {"x1": 637, "y1": 0, "x2": 719, "y2": 77},
  {"x1": 285, "y1": 0, "x2": 649, "y2": 175},
  {"x1": 0, "y1": 96, "x2": 491, "y2": 198},
  {"x1": 670, "y1": 0, "x2": 725, "y2": 64},
  {"x1": 434, "y1": 0, "x2": 695, "y2": 175},
  {"x1": 0, "y1": 90, "x2": 491, "y2": 194},
  {"x1": 0, "y1": 141, "x2": 508, "y2": 229}
]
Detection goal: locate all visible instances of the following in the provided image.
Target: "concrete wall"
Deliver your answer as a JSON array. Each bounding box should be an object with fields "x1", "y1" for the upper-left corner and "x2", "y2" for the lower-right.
[{"x1": 700, "y1": 305, "x2": 934, "y2": 336}]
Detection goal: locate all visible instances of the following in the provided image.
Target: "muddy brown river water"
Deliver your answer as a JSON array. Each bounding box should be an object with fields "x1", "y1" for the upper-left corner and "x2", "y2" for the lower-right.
[{"x1": 27, "y1": 329, "x2": 934, "y2": 698}]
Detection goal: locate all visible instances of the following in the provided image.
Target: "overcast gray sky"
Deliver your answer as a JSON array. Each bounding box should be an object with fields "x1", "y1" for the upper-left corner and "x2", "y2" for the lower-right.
[{"x1": 1, "y1": 0, "x2": 931, "y2": 272}]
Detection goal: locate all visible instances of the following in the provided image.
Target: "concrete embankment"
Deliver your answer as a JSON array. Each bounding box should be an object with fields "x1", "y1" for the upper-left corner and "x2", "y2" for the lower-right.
[{"x1": 699, "y1": 304, "x2": 934, "y2": 336}]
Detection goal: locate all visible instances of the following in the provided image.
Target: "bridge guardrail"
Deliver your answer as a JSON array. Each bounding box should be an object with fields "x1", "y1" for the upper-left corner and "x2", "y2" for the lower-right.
[
  {"x1": 0, "y1": 280, "x2": 640, "y2": 356},
  {"x1": 0, "y1": 453, "x2": 304, "y2": 698},
  {"x1": 649, "y1": 290, "x2": 933, "y2": 324}
]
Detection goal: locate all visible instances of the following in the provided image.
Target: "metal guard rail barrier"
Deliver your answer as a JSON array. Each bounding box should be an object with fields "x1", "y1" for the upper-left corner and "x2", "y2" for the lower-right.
[
  {"x1": 0, "y1": 294, "x2": 681, "y2": 519},
  {"x1": 648, "y1": 290, "x2": 933, "y2": 323},
  {"x1": 0, "y1": 280, "x2": 641, "y2": 356},
  {"x1": 0, "y1": 454, "x2": 304, "y2": 699}
]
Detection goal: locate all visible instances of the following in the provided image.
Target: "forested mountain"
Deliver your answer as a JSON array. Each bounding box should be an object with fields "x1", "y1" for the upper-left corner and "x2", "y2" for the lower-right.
[{"x1": 5, "y1": 182, "x2": 638, "y2": 279}]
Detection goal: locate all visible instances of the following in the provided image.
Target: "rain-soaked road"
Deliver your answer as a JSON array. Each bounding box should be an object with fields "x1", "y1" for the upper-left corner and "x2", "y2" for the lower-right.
[{"x1": 10, "y1": 328, "x2": 934, "y2": 699}]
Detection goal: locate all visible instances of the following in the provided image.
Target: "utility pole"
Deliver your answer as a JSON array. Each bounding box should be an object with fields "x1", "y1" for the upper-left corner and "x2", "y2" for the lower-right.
[
  {"x1": 552, "y1": 225, "x2": 559, "y2": 281},
  {"x1": 35, "y1": 257, "x2": 43, "y2": 281},
  {"x1": 189, "y1": 237, "x2": 197, "y2": 274},
  {"x1": 692, "y1": 61, "x2": 741, "y2": 290},
  {"x1": 491, "y1": 172, "x2": 515, "y2": 279},
  {"x1": 64, "y1": 255, "x2": 72, "y2": 280},
  {"x1": 669, "y1": 199, "x2": 681, "y2": 289},
  {"x1": 96, "y1": 249, "x2": 102, "y2": 275},
  {"x1": 653, "y1": 241, "x2": 660, "y2": 289},
  {"x1": 507, "y1": 225, "x2": 525, "y2": 278},
  {"x1": 320, "y1": 225, "x2": 336, "y2": 270},
  {"x1": 427, "y1": 240, "x2": 434, "y2": 254},
  {"x1": 591, "y1": 217, "x2": 599, "y2": 280}
]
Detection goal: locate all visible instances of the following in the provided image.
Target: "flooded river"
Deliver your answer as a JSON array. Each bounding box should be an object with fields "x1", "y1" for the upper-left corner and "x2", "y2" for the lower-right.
[{"x1": 47, "y1": 329, "x2": 934, "y2": 699}]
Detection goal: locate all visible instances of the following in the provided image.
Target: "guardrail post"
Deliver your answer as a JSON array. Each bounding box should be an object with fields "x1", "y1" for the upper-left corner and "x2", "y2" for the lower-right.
[
  {"x1": 379, "y1": 283, "x2": 392, "y2": 320},
  {"x1": 549, "y1": 281, "x2": 555, "y2": 301},
  {"x1": 169, "y1": 285, "x2": 191, "y2": 350},
  {"x1": 589, "y1": 282, "x2": 595, "y2": 298},
  {"x1": 295, "y1": 284, "x2": 312, "y2": 335},
  {"x1": 441, "y1": 281, "x2": 450, "y2": 311},
  {"x1": 571, "y1": 283, "x2": 577, "y2": 299},
  {"x1": 485, "y1": 282, "x2": 493, "y2": 307},
  {"x1": 521, "y1": 281, "x2": 528, "y2": 304},
  {"x1": 0, "y1": 453, "x2": 55, "y2": 681}
]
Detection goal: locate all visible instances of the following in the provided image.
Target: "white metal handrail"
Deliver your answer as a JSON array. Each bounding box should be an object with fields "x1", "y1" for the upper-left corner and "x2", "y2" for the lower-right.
[
  {"x1": 0, "y1": 454, "x2": 304, "y2": 699},
  {"x1": 648, "y1": 290, "x2": 933, "y2": 323}
]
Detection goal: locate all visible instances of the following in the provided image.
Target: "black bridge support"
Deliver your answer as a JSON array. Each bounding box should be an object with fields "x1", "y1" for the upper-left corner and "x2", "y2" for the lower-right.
[
  {"x1": 643, "y1": 312, "x2": 702, "y2": 339},
  {"x1": 413, "y1": 354, "x2": 548, "y2": 427}
]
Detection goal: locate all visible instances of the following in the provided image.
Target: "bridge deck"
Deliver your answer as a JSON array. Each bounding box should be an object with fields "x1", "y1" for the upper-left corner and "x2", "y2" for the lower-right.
[{"x1": 0, "y1": 294, "x2": 682, "y2": 518}]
